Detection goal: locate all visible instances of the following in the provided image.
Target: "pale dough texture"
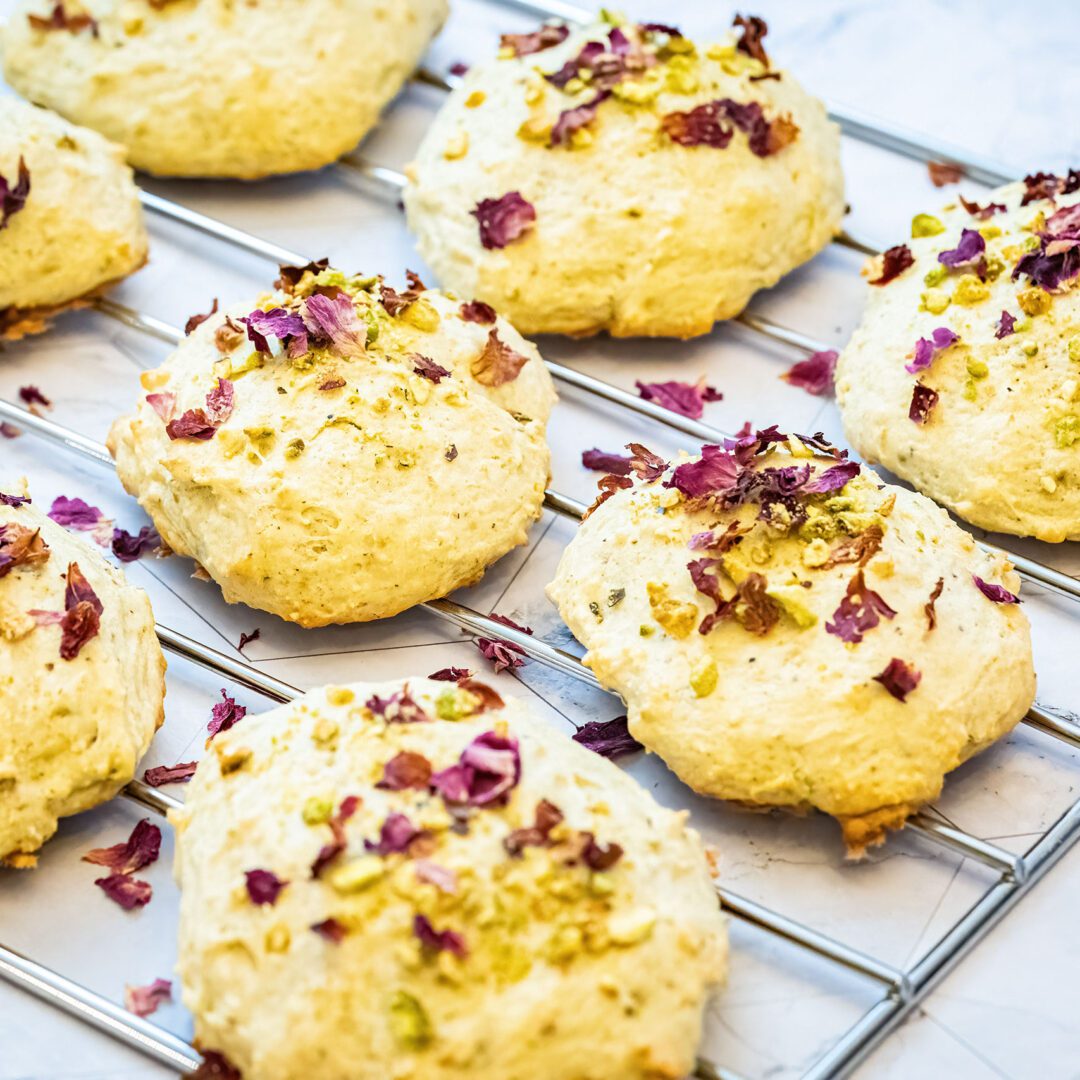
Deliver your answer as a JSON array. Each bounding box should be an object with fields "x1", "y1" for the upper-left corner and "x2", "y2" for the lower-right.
[
  {"x1": 2, "y1": 0, "x2": 448, "y2": 178},
  {"x1": 0, "y1": 489, "x2": 165, "y2": 866},
  {"x1": 404, "y1": 19, "x2": 844, "y2": 338},
  {"x1": 0, "y1": 96, "x2": 146, "y2": 335},
  {"x1": 547, "y1": 439, "x2": 1035, "y2": 852},
  {"x1": 836, "y1": 180, "x2": 1080, "y2": 540},
  {"x1": 173, "y1": 677, "x2": 727, "y2": 1080},
  {"x1": 107, "y1": 268, "x2": 556, "y2": 626}
]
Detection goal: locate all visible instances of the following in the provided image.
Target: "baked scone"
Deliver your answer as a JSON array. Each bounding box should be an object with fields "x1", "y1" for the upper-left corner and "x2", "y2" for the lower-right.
[
  {"x1": 1, "y1": 0, "x2": 448, "y2": 178},
  {"x1": 836, "y1": 171, "x2": 1080, "y2": 540},
  {"x1": 0, "y1": 96, "x2": 146, "y2": 338},
  {"x1": 107, "y1": 265, "x2": 556, "y2": 626},
  {"x1": 547, "y1": 433, "x2": 1035, "y2": 854},
  {"x1": 0, "y1": 487, "x2": 165, "y2": 868},
  {"x1": 173, "y1": 677, "x2": 727, "y2": 1080},
  {"x1": 403, "y1": 15, "x2": 844, "y2": 338}
]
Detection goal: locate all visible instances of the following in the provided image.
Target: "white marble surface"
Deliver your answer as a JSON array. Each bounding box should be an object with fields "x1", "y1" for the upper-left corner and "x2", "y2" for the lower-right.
[{"x1": 1, "y1": 1, "x2": 1079, "y2": 1078}]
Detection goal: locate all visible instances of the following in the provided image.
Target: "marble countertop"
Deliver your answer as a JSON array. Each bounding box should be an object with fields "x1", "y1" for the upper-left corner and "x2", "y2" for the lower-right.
[{"x1": 1, "y1": 2, "x2": 1079, "y2": 1078}]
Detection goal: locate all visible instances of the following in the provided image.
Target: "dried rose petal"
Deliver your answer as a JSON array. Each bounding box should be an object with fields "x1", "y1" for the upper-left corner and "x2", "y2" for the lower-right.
[
  {"x1": 572, "y1": 716, "x2": 642, "y2": 759},
  {"x1": 165, "y1": 408, "x2": 216, "y2": 441},
  {"x1": 994, "y1": 310, "x2": 1016, "y2": 339},
  {"x1": 320, "y1": 377, "x2": 346, "y2": 391},
  {"x1": 27, "y1": 4, "x2": 96, "y2": 35},
  {"x1": 782, "y1": 349, "x2": 838, "y2": 396},
  {"x1": 581, "y1": 448, "x2": 632, "y2": 475},
  {"x1": 1021, "y1": 172, "x2": 1063, "y2": 206},
  {"x1": 95, "y1": 873, "x2": 152, "y2": 910},
  {"x1": 311, "y1": 918, "x2": 347, "y2": 943},
  {"x1": 500, "y1": 22, "x2": 569, "y2": 56},
  {"x1": 0, "y1": 524, "x2": 50, "y2": 578},
  {"x1": 733, "y1": 13, "x2": 769, "y2": 65},
  {"x1": 302, "y1": 292, "x2": 366, "y2": 358},
  {"x1": 635, "y1": 379, "x2": 721, "y2": 419},
  {"x1": 959, "y1": 196, "x2": 1006, "y2": 220},
  {"x1": 83, "y1": 819, "x2": 162, "y2": 874},
  {"x1": 377, "y1": 751, "x2": 433, "y2": 791},
  {"x1": 365, "y1": 690, "x2": 431, "y2": 724},
  {"x1": 414, "y1": 860, "x2": 458, "y2": 893},
  {"x1": 909, "y1": 383, "x2": 939, "y2": 424},
  {"x1": 0, "y1": 491, "x2": 30, "y2": 507},
  {"x1": 124, "y1": 978, "x2": 172, "y2": 1018},
  {"x1": 873, "y1": 658, "x2": 922, "y2": 702},
  {"x1": 972, "y1": 574, "x2": 1020, "y2": 604},
  {"x1": 869, "y1": 244, "x2": 914, "y2": 286},
  {"x1": 925, "y1": 577, "x2": 945, "y2": 630},
  {"x1": 214, "y1": 317, "x2": 245, "y2": 353},
  {"x1": 238, "y1": 628, "x2": 260, "y2": 652},
  {"x1": 475, "y1": 637, "x2": 526, "y2": 673},
  {"x1": 274, "y1": 259, "x2": 330, "y2": 295},
  {"x1": 146, "y1": 392, "x2": 177, "y2": 423},
  {"x1": 429, "y1": 667, "x2": 472, "y2": 681},
  {"x1": 412, "y1": 355, "x2": 452, "y2": 383},
  {"x1": 59, "y1": 601, "x2": 100, "y2": 660},
  {"x1": 413, "y1": 914, "x2": 467, "y2": 958},
  {"x1": 206, "y1": 689, "x2": 246, "y2": 740},
  {"x1": 938, "y1": 228, "x2": 985, "y2": 269},
  {"x1": 48, "y1": 496, "x2": 106, "y2": 531},
  {"x1": 245, "y1": 869, "x2": 287, "y2": 906},
  {"x1": 241, "y1": 307, "x2": 307, "y2": 355},
  {"x1": 459, "y1": 300, "x2": 497, "y2": 324},
  {"x1": 312, "y1": 796, "x2": 362, "y2": 876},
  {"x1": 804, "y1": 460, "x2": 860, "y2": 494},
  {"x1": 551, "y1": 91, "x2": 610, "y2": 147},
  {"x1": 0, "y1": 155, "x2": 30, "y2": 230},
  {"x1": 825, "y1": 570, "x2": 897, "y2": 644},
  {"x1": 185, "y1": 299, "x2": 219, "y2": 336},
  {"x1": 143, "y1": 761, "x2": 197, "y2": 786},
  {"x1": 905, "y1": 327, "x2": 958, "y2": 374},
  {"x1": 821, "y1": 525, "x2": 883, "y2": 570},
  {"x1": 365, "y1": 812, "x2": 426, "y2": 857},
  {"x1": 203, "y1": 378, "x2": 234, "y2": 426},
  {"x1": 471, "y1": 192, "x2": 536, "y2": 250},
  {"x1": 505, "y1": 799, "x2": 564, "y2": 855},
  {"x1": 111, "y1": 525, "x2": 162, "y2": 563},
  {"x1": 928, "y1": 161, "x2": 963, "y2": 186},
  {"x1": 471, "y1": 329, "x2": 529, "y2": 386},
  {"x1": 432, "y1": 731, "x2": 521, "y2": 807},
  {"x1": 456, "y1": 678, "x2": 504, "y2": 712},
  {"x1": 665, "y1": 444, "x2": 741, "y2": 499},
  {"x1": 18, "y1": 385, "x2": 50, "y2": 409}
]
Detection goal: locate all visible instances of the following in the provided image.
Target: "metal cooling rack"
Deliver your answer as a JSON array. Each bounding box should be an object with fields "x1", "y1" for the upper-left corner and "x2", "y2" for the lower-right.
[{"x1": 1, "y1": 1, "x2": 1078, "y2": 1077}]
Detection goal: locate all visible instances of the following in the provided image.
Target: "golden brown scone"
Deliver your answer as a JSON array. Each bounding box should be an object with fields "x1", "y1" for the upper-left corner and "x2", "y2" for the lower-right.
[
  {"x1": 0, "y1": 486, "x2": 165, "y2": 867},
  {"x1": 836, "y1": 172, "x2": 1080, "y2": 540},
  {"x1": 173, "y1": 677, "x2": 727, "y2": 1080},
  {"x1": 404, "y1": 15, "x2": 844, "y2": 338},
  {"x1": 107, "y1": 265, "x2": 556, "y2": 626},
  {"x1": 0, "y1": 97, "x2": 146, "y2": 337},
  {"x1": 547, "y1": 432, "x2": 1035, "y2": 853},
  {"x1": 2, "y1": 0, "x2": 448, "y2": 178}
]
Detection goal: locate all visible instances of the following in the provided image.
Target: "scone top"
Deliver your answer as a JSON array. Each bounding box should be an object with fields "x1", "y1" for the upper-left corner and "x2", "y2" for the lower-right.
[
  {"x1": 549, "y1": 430, "x2": 1035, "y2": 852},
  {"x1": 174, "y1": 678, "x2": 726, "y2": 1080}
]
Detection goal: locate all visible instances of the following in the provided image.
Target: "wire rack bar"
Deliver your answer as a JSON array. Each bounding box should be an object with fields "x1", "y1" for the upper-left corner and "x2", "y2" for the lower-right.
[
  {"x1": 481, "y1": 0, "x2": 1016, "y2": 188},
  {"x1": 0, "y1": 943, "x2": 202, "y2": 1074}
]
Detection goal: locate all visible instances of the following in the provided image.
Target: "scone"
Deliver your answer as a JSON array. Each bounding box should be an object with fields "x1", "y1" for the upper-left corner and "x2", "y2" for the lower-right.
[
  {"x1": 0, "y1": 487, "x2": 165, "y2": 867},
  {"x1": 107, "y1": 264, "x2": 556, "y2": 626},
  {"x1": 0, "y1": 97, "x2": 147, "y2": 338},
  {"x1": 173, "y1": 677, "x2": 727, "y2": 1080},
  {"x1": 403, "y1": 15, "x2": 844, "y2": 338},
  {"x1": 836, "y1": 170, "x2": 1080, "y2": 540},
  {"x1": 2, "y1": 0, "x2": 448, "y2": 178},
  {"x1": 547, "y1": 433, "x2": 1035, "y2": 854}
]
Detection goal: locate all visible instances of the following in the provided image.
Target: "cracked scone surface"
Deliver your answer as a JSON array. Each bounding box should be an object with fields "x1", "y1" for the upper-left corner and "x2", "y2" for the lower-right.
[
  {"x1": 836, "y1": 177, "x2": 1080, "y2": 540},
  {"x1": 173, "y1": 677, "x2": 727, "y2": 1080},
  {"x1": 404, "y1": 19, "x2": 844, "y2": 338},
  {"x1": 0, "y1": 97, "x2": 146, "y2": 324},
  {"x1": 2, "y1": 0, "x2": 448, "y2": 178},
  {"x1": 107, "y1": 267, "x2": 556, "y2": 626},
  {"x1": 547, "y1": 436, "x2": 1035, "y2": 849},
  {"x1": 0, "y1": 491, "x2": 165, "y2": 866}
]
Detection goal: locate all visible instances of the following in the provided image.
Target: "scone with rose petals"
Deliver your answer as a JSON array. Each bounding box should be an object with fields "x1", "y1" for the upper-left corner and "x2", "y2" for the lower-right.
[
  {"x1": 836, "y1": 170, "x2": 1080, "y2": 540},
  {"x1": 107, "y1": 265, "x2": 556, "y2": 626},
  {"x1": 0, "y1": 97, "x2": 147, "y2": 338},
  {"x1": 404, "y1": 15, "x2": 844, "y2": 338},
  {"x1": 547, "y1": 432, "x2": 1035, "y2": 854},
  {"x1": 2, "y1": 0, "x2": 447, "y2": 178},
  {"x1": 0, "y1": 487, "x2": 165, "y2": 868},
  {"x1": 173, "y1": 677, "x2": 726, "y2": 1080}
]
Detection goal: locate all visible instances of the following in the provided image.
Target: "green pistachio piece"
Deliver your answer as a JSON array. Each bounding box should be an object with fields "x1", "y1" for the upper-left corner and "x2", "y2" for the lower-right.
[
  {"x1": 388, "y1": 991, "x2": 433, "y2": 1050},
  {"x1": 911, "y1": 213, "x2": 945, "y2": 238}
]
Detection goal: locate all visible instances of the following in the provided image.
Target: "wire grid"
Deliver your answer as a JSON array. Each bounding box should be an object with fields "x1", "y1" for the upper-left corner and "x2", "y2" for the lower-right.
[{"x1": 1, "y1": 2, "x2": 1079, "y2": 1077}]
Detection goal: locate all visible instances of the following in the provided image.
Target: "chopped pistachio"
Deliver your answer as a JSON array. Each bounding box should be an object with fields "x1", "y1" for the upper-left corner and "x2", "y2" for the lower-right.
[
  {"x1": 1069, "y1": 337, "x2": 1080, "y2": 363},
  {"x1": 1052, "y1": 415, "x2": 1080, "y2": 448},
  {"x1": 326, "y1": 686, "x2": 355, "y2": 707},
  {"x1": 312, "y1": 717, "x2": 339, "y2": 744},
  {"x1": 589, "y1": 600, "x2": 603, "y2": 622},
  {"x1": 1022, "y1": 341, "x2": 1039, "y2": 357},
  {"x1": 952, "y1": 274, "x2": 991, "y2": 306},
  {"x1": 923, "y1": 264, "x2": 947, "y2": 288},
  {"x1": 401, "y1": 299, "x2": 440, "y2": 332},
  {"x1": 302, "y1": 795, "x2": 334, "y2": 825},
  {"x1": 966, "y1": 357, "x2": 989, "y2": 379},
  {"x1": 609, "y1": 906, "x2": 657, "y2": 945},
  {"x1": 1041, "y1": 475, "x2": 1057, "y2": 494},
  {"x1": 801, "y1": 537, "x2": 831, "y2": 568},
  {"x1": 1017, "y1": 287, "x2": 1051, "y2": 317},
  {"x1": 646, "y1": 582, "x2": 698, "y2": 638},
  {"x1": 614, "y1": 66, "x2": 665, "y2": 102},
  {"x1": 607, "y1": 588, "x2": 626, "y2": 607},
  {"x1": 766, "y1": 584, "x2": 817, "y2": 629},
  {"x1": 443, "y1": 131, "x2": 469, "y2": 160},
  {"x1": 664, "y1": 56, "x2": 699, "y2": 94},
  {"x1": 983, "y1": 255, "x2": 1006, "y2": 281},
  {"x1": 435, "y1": 687, "x2": 480, "y2": 721},
  {"x1": 920, "y1": 289, "x2": 951, "y2": 315},
  {"x1": 547, "y1": 924, "x2": 584, "y2": 963},
  {"x1": 639, "y1": 624, "x2": 654, "y2": 637},
  {"x1": 979, "y1": 224, "x2": 1002, "y2": 241},
  {"x1": 265, "y1": 924, "x2": 291, "y2": 953},
  {"x1": 388, "y1": 991, "x2": 432, "y2": 1050},
  {"x1": 689, "y1": 657, "x2": 718, "y2": 698},
  {"x1": 465, "y1": 89, "x2": 486, "y2": 108},
  {"x1": 284, "y1": 438, "x2": 305, "y2": 460},
  {"x1": 911, "y1": 213, "x2": 945, "y2": 238},
  {"x1": 517, "y1": 113, "x2": 552, "y2": 143},
  {"x1": 328, "y1": 856, "x2": 385, "y2": 894},
  {"x1": 963, "y1": 378, "x2": 978, "y2": 402}
]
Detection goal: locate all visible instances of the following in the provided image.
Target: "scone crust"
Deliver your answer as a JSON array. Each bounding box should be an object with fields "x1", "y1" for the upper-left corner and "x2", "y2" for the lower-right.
[
  {"x1": 836, "y1": 179, "x2": 1080, "y2": 540},
  {"x1": 2, "y1": 0, "x2": 448, "y2": 178},
  {"x1": 107, "y1": 272, "x2": 556, "y2": 626},
  {"x1": 0, "y1": 97, "x2": 146, "y2": 316},
  {"x1": 0, "y1": 493, "x2": 165, "y2": 865},
  {"x1": 404, "y1": 20, "x2": 844, "y2": 338},
  {"x1": 547, "y1": 445, "x2": 1035, "y2": 827},
  {"x1": 173, "y1": 678, "x2": 727, "y2": 1080}
]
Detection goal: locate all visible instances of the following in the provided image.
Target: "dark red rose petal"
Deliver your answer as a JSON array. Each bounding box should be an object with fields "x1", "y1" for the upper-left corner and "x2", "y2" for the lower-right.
[
  {"x1": 245, "y1": 869, "x2": 288, "y2": 906},
  {"x1": 972, "y1": 575, "x2": 1020, "y2": 604},
  {"x1": 782, "y1": 349, "x2": 838, "y2": 396},
  {"x1": 459, "y1": 300, "x2": 497, "y2": 324},
  {"x1": 471, "y1": 192, "x2": 536, "y2": 250},
  {"x1": 95, "y1": 873, "x2": 152, "y2": 910},
  {"x1": 873, "y1": 658, "x2": 922, "y2": 702},
  {"x1": 869, "y1": 244, "x2": 914, "y2": 286},
  {"x1": 206, "y1": 689, "x2": 246, "y2": 740},
  {"x1": 143, "y1": 761, "x2": 197, "y2": 787},
  {"x1": 83, "y1": 819, "x2": 161, "y2": 874},
  {"x1": 571, "y1": 716, "x2": 642, "y2": 759}
]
